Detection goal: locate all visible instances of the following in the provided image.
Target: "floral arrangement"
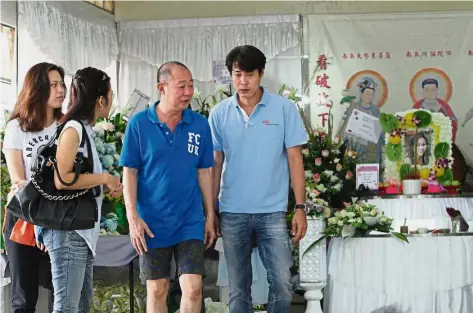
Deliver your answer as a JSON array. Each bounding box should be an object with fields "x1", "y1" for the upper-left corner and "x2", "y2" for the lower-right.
[
  {"x1": 302, "y1": 127, "x2": 358, "y2": 206},
  {"x1": 304, "y1": 202, "x2": 408, "y2": 254},
  {"x1": 93, "y1": 112, "x2": 129, "y2": 235},
  {"x1": 278, "y1": 84, "x2": 313, "y2": 134},
  {"x1": 278, "y1": 85, "x2": 358, "y2": 208},
  {"x1": 94, "y1": 113, "x2": 127, "y2": 178},
  {"x1": 0, "y1": 129, "x2": 10, "y2": 250},
  {"x1": 192, "y1": 84, "x2": 231, "y2": 118},
  {"x1": 381, "y1": 109, "x2": 455, "y2": 186},
  {"x1": 99, "y1": 213, "x2": 120, "y2": 236}
]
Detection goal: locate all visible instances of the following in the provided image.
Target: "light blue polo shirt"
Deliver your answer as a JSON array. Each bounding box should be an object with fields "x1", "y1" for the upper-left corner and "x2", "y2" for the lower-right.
[
  {"x1": 208, "y1": 88, "x2": 307, "y2": 214},
  {"x1": 120, "y1": 102, "x2": 214, "y2": 248}
]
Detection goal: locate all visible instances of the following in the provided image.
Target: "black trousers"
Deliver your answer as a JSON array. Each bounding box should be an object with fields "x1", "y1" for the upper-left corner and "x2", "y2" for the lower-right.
[{"x1": 4, "y1": 214, "x2": 53, "y2": 313}]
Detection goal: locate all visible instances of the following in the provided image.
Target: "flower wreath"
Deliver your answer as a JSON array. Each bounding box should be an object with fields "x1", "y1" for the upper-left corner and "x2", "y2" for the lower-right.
[{"x1": 380, "y1": 109, "x2": 453, "y2": 183}]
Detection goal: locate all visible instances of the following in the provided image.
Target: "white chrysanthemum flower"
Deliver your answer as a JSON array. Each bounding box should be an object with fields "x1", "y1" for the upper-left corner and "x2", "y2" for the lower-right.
[{"x1": 215, "y1": 84, "x2": 230, "y2": 94}]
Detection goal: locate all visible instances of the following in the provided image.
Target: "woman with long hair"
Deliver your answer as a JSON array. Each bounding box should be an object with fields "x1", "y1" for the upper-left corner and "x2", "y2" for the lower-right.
[
  {"x1": 414, "y1": 133, "x2": 429, "y2": 166},
  {"x1": 3, "y1": 62, "x2": 65, "y2": 313},
  {"x1": 37, "y1": 67, "x2": 122, "y2": 313}
]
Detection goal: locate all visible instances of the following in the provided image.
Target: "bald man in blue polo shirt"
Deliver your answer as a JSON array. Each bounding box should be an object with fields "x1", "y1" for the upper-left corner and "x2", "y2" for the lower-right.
[
  {"x1": 209, "y1": 45, "x2": 308, "y2": 313},
  {"x1": 120, "y1": 61, "x2": 217, "y2": 313}
]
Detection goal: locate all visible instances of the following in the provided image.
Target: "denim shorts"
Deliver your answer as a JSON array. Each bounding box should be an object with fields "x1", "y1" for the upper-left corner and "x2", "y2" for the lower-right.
[{"x1": 139, "y1": 239, "x2": 204, "y2": 282}]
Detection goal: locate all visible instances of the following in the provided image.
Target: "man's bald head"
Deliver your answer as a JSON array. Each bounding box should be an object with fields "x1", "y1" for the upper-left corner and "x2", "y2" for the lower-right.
[{"x1": 157, "y1": 61, "x2": 190, "y2": 84}]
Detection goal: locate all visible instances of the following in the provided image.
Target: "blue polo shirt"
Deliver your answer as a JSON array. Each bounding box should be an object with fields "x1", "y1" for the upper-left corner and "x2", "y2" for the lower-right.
[
  {"x1": 208, "y1": 88, "x2": 307, "y2": 214},
  {"x1": 120, "y1": 102, "x2": 214, "y2": 248}
]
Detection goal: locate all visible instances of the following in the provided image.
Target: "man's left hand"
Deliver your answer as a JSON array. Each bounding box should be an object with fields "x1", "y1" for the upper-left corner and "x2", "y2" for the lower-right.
[
  {"x1": 204, "y1": 216, "x2": 217, "y2": 250},
  {"x1": 291, "y1": 209, "x2": 307, "y2": 243}
]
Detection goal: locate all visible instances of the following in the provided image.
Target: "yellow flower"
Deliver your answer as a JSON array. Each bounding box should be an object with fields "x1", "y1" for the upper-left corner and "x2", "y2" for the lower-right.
[
  {"x1": 388, "y1": 135, "x2": 401, "y2": 145},
  {"x1": 419, "y1": 168, "x2": 430, "y2": 179},
  {"x1": 404, "y1": 113, "x2": 416, "y2": 128},
  {"x1": 433, "y1": 166, "x2": 445, "y2": 177}
]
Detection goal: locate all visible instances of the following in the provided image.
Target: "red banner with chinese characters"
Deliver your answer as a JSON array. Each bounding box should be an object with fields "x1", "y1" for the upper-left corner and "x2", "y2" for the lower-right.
[{"x1": 308, "y1": 12, "x2": 473, "y2": 163}]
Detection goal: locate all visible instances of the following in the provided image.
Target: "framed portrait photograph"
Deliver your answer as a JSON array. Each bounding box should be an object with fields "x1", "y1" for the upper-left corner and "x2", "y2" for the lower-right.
[
  {"x1": 404, "y1": 130, "x2": 433, "y2": 167},
  {"x1": 0, "y1": 23, "x2": 15, "y2": 84}
]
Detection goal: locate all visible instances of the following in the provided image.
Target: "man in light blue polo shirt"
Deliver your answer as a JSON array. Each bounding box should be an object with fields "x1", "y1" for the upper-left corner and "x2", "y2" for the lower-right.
[
  {"x1": 120, "y1": 61, "x2": 216, "y2": 313},
  {"x1": 209, "y1": 45, "x2": 308, "y2": 313}
]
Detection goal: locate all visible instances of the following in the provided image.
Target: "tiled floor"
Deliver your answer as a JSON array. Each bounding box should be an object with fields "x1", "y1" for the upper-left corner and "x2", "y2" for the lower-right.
[{"x1": 291, "y1": 294, "x2": 308, "y2": 313}]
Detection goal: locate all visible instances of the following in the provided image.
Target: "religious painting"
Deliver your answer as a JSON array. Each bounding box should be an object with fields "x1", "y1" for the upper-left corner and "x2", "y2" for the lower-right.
[
  {"x1": 337, "y1": 70, "x2": 389, "y2": 164},
  {"x1": 346, "y1": 70, "x2": 389, "y2": 109},
  {"x1": 410, "y1": 68, "x2": 456, "y2": 141}
]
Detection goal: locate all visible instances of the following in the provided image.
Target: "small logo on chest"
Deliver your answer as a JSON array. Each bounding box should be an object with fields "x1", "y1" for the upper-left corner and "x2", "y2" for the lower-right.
[{"x1": 188, "y1": 132, "x2": 201, "y2": 156}]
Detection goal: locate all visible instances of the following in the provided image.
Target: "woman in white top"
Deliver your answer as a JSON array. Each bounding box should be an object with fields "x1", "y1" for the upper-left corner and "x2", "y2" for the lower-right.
[
  {"x1": 3, "y1": 62, "x2": 66, "y2": 313},
  {"x1": 39, "y1": 67, "x2": 122, "y2": 313}
]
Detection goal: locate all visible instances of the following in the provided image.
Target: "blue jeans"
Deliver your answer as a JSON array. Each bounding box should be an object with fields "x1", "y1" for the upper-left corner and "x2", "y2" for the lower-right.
[
  {"x1": 42, "y1": 230, "x2": 94, "y2": 313},
  {"x1": 220, "y1": 211, "x2": 293, "y2": 313}
]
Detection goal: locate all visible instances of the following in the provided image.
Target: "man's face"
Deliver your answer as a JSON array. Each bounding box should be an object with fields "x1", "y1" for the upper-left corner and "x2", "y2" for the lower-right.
[
  {"x1": 231, "y1": 65, "x2": 263, "y2": 100},
  {"x1": 161, "y1": 66, "x2": 194, "y2": 111},
  {"x1": 423, "y1": 83, "x2": 438, "y2": 100}
]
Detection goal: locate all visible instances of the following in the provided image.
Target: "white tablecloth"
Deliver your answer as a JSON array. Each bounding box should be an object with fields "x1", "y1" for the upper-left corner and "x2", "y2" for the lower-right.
[
  {"x1": 326, "y1": 235, "x2": 473, "y2": 313},
  {"x1": 367, "y1": 197, "x2": 473, "y2": 231}
]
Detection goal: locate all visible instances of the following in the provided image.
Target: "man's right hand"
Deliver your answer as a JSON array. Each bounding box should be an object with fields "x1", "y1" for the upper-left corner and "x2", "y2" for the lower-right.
[{"x1": 129, "y1": 215, "x2": 154, "y2": 255}]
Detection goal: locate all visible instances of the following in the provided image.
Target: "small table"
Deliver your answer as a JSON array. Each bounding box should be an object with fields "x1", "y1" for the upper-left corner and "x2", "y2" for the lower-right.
[{"x1": 95, "y1": 235, "x2": 138, "y2": 313}]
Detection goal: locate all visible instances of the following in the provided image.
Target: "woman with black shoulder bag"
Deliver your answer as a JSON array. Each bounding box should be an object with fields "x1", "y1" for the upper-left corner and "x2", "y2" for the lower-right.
[
  {"x1": 3, "y1": 62, "x2": 66, "y2": 313},
  {"x1": 36, "y1": 67, "x2": 123, "y2": 313}
]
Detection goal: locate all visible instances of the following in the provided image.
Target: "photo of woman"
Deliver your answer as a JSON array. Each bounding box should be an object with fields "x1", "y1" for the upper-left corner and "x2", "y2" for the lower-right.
[{"x1": 407, "y1": 132, "x2": 431, "y2": 166}]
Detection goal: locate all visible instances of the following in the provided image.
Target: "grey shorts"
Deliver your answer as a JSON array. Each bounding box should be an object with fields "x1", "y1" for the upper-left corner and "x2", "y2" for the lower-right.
[{"x1": 139, "y1": 239, "x2": 204, "y2": 282}]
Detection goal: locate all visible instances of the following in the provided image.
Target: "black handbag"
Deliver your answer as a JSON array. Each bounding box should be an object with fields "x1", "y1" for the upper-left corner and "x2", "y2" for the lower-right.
[{"x1": 6, "y1": 119, "x2": 100, "y2": 230}]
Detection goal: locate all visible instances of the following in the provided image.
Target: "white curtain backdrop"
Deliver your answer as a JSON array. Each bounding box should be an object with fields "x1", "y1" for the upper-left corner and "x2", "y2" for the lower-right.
[
  {"x1": 17, "y1": 0, "x2": 118, "y2": 112},
  {"x1": 18, "y1": 0, "x2": 118, "y2": 75},
  {"x1": 118, "y1": 15, "x2": 302, "y2": 107}
]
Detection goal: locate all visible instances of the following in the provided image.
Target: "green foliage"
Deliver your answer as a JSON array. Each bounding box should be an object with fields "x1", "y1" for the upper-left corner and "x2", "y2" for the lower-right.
[
  {"x1": 434, "y1": 142, "x2": 450, "y2": 159},
  {"x1": 399, "y1": 164, "x2": 412, "y2": 181},
  {"x1": 413, "y1": 110, "x2": 432, "y2": 128},
  {"x1": 438, "y1": 168, "x2": 454, "y2": 184},
  {"x1": 90, "y1": 280, "x2": 146, "y2": 313},
  {"x1": 192, "y1": 87, "x2": 231, "y2": 119},
  {"x1": 379, "y1": 113, "x2": 399, "y2": 133},
  {"x1": 1, "y1": 130, "x2": 11, "y2": 250},
  {"x1": 385, "y1": 143, "x2": 402, "y2": 161},
  {"x1": 340, "y1": 95, "x2": 356, "y2": 104}
]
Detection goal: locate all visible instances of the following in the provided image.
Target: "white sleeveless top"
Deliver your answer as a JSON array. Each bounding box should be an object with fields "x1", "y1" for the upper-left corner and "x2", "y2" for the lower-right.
[{"x1": 35, "y1": 120, "x2": 103, "y2": 256}]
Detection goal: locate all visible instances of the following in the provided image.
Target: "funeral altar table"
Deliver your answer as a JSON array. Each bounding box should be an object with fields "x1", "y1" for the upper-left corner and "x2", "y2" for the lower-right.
[
  {"x1": 363, "y1": 193, "x2": 473, "y2": 231},
  {"x1": 325, "y1": 233, "x2": 473, "y2": 313}
]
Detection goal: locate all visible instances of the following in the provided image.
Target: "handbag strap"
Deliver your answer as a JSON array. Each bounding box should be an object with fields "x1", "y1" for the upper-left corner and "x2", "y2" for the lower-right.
[{"x1": 51, "y1": 121, "x2": 91, "y2": 187}]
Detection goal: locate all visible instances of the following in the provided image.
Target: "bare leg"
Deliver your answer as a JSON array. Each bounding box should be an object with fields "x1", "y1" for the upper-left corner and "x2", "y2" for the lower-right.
[
  {"x1": 146, "y1": 279, "x2": 170, "y2": 313},
  {"x1": 179, "y1": 274, "x2": 203, "y2": 313}
]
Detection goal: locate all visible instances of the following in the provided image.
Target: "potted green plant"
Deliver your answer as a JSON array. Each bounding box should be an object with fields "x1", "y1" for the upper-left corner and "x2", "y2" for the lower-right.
[{"x1": 401, "y1": 164, "x2": 422, "y2": 195}]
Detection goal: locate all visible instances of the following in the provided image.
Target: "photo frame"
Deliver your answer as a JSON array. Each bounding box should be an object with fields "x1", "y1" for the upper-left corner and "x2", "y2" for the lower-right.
[
  {"x1": 0, "y1": 23, "x2": 15, "y2": 84},
  {"x1": 382, "y1": 109, "x2": 453, "y2": 182},
  {"x1": 403, "y1": 129, "x2": 433, "y2": 167}
]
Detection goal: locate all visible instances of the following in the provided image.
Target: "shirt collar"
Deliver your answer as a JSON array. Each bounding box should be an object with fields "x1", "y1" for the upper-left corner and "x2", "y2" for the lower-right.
[
  {"x1": 229, "y1": 87, "x2": 269, "y2": 107},
  {"x1": 147, "y1": 101, "x2": 192, "y2": 124}
]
